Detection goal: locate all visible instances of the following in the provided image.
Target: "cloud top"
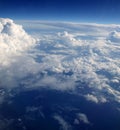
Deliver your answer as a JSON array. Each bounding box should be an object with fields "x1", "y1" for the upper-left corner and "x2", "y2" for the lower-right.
[
  {"x1": 0, "y1": 18, "x2": 35, "y2": 66},
  {"x1": 0, "y1": 18, "x2": 37, "y2": 88},
  {"x1": 108, "y1": 30, "x2": 120, "y2": 43}
]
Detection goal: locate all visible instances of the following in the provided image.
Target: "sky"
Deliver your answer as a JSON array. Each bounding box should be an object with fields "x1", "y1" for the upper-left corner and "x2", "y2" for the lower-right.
[{"x1": 0, "y1": 0, "x2": 120, "y2": 23}]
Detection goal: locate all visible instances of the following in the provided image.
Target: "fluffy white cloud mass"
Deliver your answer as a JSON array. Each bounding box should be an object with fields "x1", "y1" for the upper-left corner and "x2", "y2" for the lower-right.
[
  {"x1": 74, "y1": 113, "x2": 90, "y2": 125},
  {"x1": 108, "y1": 31, "x2": 120, "y2": 43},
  {"x1": 0, "y1": 18, "x2": 120, "y2": 106},
  {"x1": 0, "y1": 18, "x2": 37, "y2": 88},
  {"x1": 84, "y1": 94, "x2": 107, "y2": 103},
  {"x1": 0, "y1": 18, "x2": 35, "y2": 66}
]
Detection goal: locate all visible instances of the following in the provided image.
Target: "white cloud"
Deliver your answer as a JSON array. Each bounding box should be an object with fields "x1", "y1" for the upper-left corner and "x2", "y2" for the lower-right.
[
  {"x1": 0, "y1": 18, "x2": 37, "y2": 88},
  {"x1": 74, "y1": 113, "x2": 90, "y2": 124},
  {"x1": 84, "y1": 94, "x2": 107, "y2": 103},
  {"x1": 0, "y1": 18, "x2": 120, "y2": 106},
  {"x1": 0, "y1": 18, "x2": 35, "y2": 66},
  {"x1": 108, "y1": 30, "x2": 120, "y2": 43},
  {"x1": 84, "y1": 94, "x2": 99, "y2": 103},
  {"x1": 53, "y1": 115, "x2": 71, "y2": 130}
]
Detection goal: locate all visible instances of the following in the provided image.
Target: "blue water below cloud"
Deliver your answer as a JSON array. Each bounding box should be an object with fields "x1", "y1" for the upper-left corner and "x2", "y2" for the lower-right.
[{"x1": 0, "y1": 88, "x2": 120, "y2": 130}]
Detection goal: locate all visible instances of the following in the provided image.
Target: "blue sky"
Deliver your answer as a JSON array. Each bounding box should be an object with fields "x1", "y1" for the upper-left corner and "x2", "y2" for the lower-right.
[{"x1": 0, "y1": 0, "x2": 120, "y2": 23}]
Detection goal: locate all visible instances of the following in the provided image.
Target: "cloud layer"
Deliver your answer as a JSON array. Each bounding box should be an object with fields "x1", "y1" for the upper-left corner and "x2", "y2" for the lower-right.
[{"x1": 0, "y1": 19, "x2": 120, "y2": 106}]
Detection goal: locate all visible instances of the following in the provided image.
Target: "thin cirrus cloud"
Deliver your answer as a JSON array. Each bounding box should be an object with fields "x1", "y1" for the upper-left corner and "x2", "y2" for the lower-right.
[{"x1": 0, "y1": 18, "x2": 120, "y2": 105}]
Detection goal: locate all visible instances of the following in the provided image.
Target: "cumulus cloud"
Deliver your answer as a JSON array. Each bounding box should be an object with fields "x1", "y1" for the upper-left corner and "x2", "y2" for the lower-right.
[
  {"x1": 0, "y1": 18, "x2": 35, "y2": 65},
  {"x1": 84, "y1": 94, "x2": 107, "y2": 103},
  {"x1": 0, "y1": 18, "x2": 120, "y2": 106},
  {"x1": 84, "y1": 94, "x2": 99, "y2": 103},
  {"x1": 108, "y1": 30, "x2": 120, "y2": 43},
  {"x1": 74, "y1": 113, "x2": 90, "y2": 124},
  {"x1": 0, "y1": 18, "x2": 37, "y2": 88},
  {"x1": 57, "y1": 31, "x2": 81, "y2": 46}
]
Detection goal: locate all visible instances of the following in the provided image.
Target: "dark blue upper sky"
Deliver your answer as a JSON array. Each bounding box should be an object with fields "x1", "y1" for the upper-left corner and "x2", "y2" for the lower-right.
[{"x1": 0, "y1": 0, "x2": 120, "y2": 23}]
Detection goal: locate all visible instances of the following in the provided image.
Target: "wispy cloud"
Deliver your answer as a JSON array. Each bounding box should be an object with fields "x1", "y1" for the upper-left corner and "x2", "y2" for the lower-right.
[{"x1": 53, "y1": 114, "x2": 71, "y2": 130}]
